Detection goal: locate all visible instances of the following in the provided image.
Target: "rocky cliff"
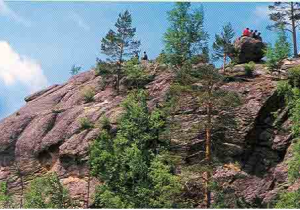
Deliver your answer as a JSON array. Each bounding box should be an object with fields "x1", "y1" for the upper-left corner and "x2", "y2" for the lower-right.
[{"x1": 0, "y1": 61, "x2": 298, "y2": 207}]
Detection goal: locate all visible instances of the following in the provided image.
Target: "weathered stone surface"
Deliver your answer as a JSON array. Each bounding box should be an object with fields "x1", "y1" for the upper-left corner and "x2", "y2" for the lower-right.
[
  {"x1": 0, "y1": 60, "x2": 298, "y2": 207},
  {"x1": 231, "y1": 36, "x2": 266, "y2": 64}
]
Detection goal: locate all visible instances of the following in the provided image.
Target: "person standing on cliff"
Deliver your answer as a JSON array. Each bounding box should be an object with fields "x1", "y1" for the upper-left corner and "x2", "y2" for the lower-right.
[
  {"x1": 142, "y1": 51, "x2": 148, "y2": 61},
  {"x1": 243, "y1": 28, "x2": 250, "y2": 37}
]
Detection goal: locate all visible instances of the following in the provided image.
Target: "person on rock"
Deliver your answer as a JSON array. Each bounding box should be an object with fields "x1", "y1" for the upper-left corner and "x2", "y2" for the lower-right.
[
  {"x1": 252, "y1": 30, "x2": 258, "y2": 39},
  {"x1": 250, "y1": 29, "x2": 254, "y2": 37},
  {"x1": 257, "y1": 32, "x2": 262, "y2": 41},
  {"x1": 243, "y1": 28, "x2": 250, "y2": 37},
  {"x1": 142, "y1": 51, "x2": 148, "y2": 61}
]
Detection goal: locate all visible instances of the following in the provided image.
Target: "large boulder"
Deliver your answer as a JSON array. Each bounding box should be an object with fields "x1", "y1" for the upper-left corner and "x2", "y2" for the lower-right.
[{"x1": 231, "y1": 36, "x2": 266, "y2": 64}]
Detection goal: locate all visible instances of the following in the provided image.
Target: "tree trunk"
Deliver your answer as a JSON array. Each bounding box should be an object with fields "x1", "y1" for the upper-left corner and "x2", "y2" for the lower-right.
[
  {"x1": 20, "y1": 174, "x2": 24, "y2": 208},
  {"x1": 204, "y1": 102, "x2": 212, "y2": 208},
  {"x1": 223, "y1": 53, "x2": 226, "y2": 73},
  {"x1": 86, "y1": 170, "x2": 91, "y2": 209},
  {"x1": 291, "y1": 2, "x2": 298, "y2": 58}
]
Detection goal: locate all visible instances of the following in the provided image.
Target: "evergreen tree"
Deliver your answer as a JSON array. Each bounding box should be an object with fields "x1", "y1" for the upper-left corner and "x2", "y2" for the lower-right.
[
  {"x1": 24, "y1": 173, "x2": 72, "y2": 208},
  {"x1": 265, "y1": 25, "x2": 291, "y2": 70},
  {"x1": 70, "y1": 65, "x2": 82, "y2": 75},
  {"x1": 268, "y1": 2, "x2": 300, "y2": 58},
  {"x1": 100, "y1": 10, "x2": 141, "y2": 94},
  {"x1": 189, "y1": 64, "x2": 240, "y2": 208},
  {"x1": 89, "y1": 90, "x2": 183, "y2": 208},
  {"x1": 164, "y1": 2, "x2": 209, "y2": 69},
  {"x1": 212, "y1": 23, "x2": 235, "y2": 72}
]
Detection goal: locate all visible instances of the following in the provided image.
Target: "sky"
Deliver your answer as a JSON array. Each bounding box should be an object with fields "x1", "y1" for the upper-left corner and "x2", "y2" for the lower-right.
[{"x1": 0, "y1": 1, "x2": 288, "y2": 120}]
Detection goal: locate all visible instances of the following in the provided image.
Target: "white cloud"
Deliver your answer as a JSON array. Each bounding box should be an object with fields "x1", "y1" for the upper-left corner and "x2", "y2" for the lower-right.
[
  {"x1": 0, "y1": 41, "x2": 48, "y2": 93},
  {"x1": 252, "y1": 5, "x2": 271, "y2": 26},
  {"x1": 69, "y1": 13, "x2": 90, "y2": 31},
  {"x1": 0, "y1": 0, "x2": 31, "y2": 27}
]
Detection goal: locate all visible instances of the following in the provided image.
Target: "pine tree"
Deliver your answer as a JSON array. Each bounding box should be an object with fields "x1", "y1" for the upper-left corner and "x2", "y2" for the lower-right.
[
  {"x1": 164, "y1": 2, "x2": 209, "y2": 69},
  {"x1": 89, "y1": 90, "x2": 183, "y2": 208},
  {"x1": 265, "y1": 25, "x2": 291, "y2": 70},
  {"x1": 268, "y1": 2, "x2": 300, "y2": 58},
  {"x1": 190, "y1": 64, "x2": 240, "y2": 208},
  {"x1": 100, "y1": 10, "x2": 141, "y2": 94},
  {"x1": 212, "y1": 23, "x2": 235, "y2": 72}
]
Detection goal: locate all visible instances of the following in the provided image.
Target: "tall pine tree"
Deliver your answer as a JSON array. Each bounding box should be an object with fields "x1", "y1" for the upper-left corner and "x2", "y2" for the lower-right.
[{"x1": 268, "y1": 2, "x2": 300, "y2": 58}]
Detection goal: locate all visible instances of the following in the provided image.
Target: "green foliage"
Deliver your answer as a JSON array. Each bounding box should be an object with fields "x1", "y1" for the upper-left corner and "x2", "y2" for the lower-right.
[
  {"x1": 90, "y1": 90, "x2": 184, "y2": 208},
  {"x1": 212, "y1": 22, "x2": 235, "y2": 67},
  {"x1": 287, "y1": 139, "x2": 300, "y2": 183},
  {"x1": 265, "y1": 26, "x2": 291, "y2": 70},
  {"x1": 288, "y1": 65, "x2": 300, "y2": 88},
  {"x1": 275, "y1": 188, "x2": 300, "y2": 208},
  {"x1": 0, "y1": 182, "x2": 13, "y2": 208},
  {"x1": 244, "y1": 61, "x2": 255, "y2": 77},
  {"x1": 79, "y1": 117, "x2": 94, "y2": 130},
  {"x1": 24, "y1": 173, "x2": 72, "y2": 208},
  {"x1": 81, "y1": 87, "x2": 95, "y2": 103},
  {"x1": 164, "y1": 2, "x2": 209, "y2": 68},
  {"x1": 156, "y1": 50, "x2": 168, "y2": 65},
  {"x1": 70, "y1": 65, "x2": 82, "y2": 75},
  {"x1": 99, "y1": 115, "x2": 112, "y2": 131},
  {"x1": 100, "y1": 10, "x2": 141, "y2": 93},
  {"x1": 123, "y1": 57, "x2": 152, "y2": 89}
]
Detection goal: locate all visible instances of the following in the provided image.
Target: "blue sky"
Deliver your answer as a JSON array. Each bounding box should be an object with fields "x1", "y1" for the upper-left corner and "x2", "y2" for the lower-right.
[{"x1": 0, "y1": 1, "x2": 287, "y2": 120}]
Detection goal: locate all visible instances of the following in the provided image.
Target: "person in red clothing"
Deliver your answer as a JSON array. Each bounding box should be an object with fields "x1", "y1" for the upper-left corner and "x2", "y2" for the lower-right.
[{"x1": 242, "y1": 28, "x2": 250, "y2": 37}]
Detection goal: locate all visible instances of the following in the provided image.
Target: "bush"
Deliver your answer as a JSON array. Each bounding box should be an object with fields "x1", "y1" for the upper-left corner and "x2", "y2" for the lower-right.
[
  {"x1": 288, "y1": 65, "x2": 300, "y2": 88},
  {"x1": 124, "y1": 58, "x2": 152, "y2": 89},
  {"x1": 82, "y1": 87, "x2": 95, "y2": 103},
  {"x1": 79, "y1": 117, "x2": 94, "y2": 130},
  {"x1": 156, "y1": 51, "x2": 168, "y2": 65},
  {"x1": 287, "y1": 139, "x2": 300, "y2": 183},
  {"x1": 0, "y1": 182, "x2": 13, "y2": 208},
  {"x1": 275, "y1": 189, "x2": 300, "y2": 208},
  {"x1": 24, "y1": 173, "x2": 73, "y2": 208},
  {"x1": 244, "y1": 61, "x2": 255, "y2": 77},
  {"x1": 99, "y1": 116, "x2": 111, "y2": 131}
]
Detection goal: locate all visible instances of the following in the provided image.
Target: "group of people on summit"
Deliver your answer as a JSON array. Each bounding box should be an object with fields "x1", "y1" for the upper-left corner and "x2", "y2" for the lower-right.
[{"x1": 242, "y1": 28, "x2": 262, "y2": 41}]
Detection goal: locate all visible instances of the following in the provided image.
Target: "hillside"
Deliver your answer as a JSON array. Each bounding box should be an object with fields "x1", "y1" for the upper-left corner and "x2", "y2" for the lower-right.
[{"x1": 0, "y1": 59, "x2": 299, "y2": 207}]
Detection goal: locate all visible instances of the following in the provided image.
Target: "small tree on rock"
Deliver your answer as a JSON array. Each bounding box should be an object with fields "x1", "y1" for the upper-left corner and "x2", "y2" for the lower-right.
[
  {"x1": 265, "y1": 25, "x2": 291, "y2": 70},
  {"x1": 100, "y1": 10, "x2": 141, "y2": 94},
  {"x1": 212, "y1": 23, "x2": 235, "y2": 72}
]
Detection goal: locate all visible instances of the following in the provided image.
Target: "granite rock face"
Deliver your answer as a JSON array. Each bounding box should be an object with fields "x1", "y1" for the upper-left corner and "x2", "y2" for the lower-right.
[
  {"x1": 231, "y1": 36, "x2": 266, "y2": 64},
  {"x1": 0, "y1": 62, "x2": 297, "y2": 207}
]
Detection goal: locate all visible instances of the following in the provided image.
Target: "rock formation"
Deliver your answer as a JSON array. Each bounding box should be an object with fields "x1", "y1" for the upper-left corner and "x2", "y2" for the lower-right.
[
  {"x1": 231, "y1": 36, "x2": 266, "y2": 64},
  {"x1": 0, "y1": 61, "x2": 298, "y2": 207}
]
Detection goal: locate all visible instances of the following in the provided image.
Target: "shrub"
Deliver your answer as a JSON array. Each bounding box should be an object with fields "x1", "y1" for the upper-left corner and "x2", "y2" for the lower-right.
[
  {"x1": 244, "y1": 61, "x2": 255, "y2": 77},
  {"x1": 0, "y1": 182, "x2": 13, "y2": 208},
  {"x1": 156, "y1": 51, "x2": 168, "y2": 65},
  {"x1": 79, "y1": 117, "x2": 94, "y2": 130},
  {"x1": 99, "y1": 116, "x2": 111, "y2": 131},
  {"x1": 287, "y1": 139, "x2": 300, "y2": 183},
  {"x1": 275, "y1": 189, "x2": 300, "y2": 208},
  {"x1": 124, "y1": 58, "x2": 152, "y2": 89},
  {"x1": 24, "y1": 173, "x2": 73, "y2": 208},
  {"x1": 82, "y1": 87, "x2": 95, "y2": 103},
  {"x1": 288, "y1": 65, "x2": 300, "y2": 88}
]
